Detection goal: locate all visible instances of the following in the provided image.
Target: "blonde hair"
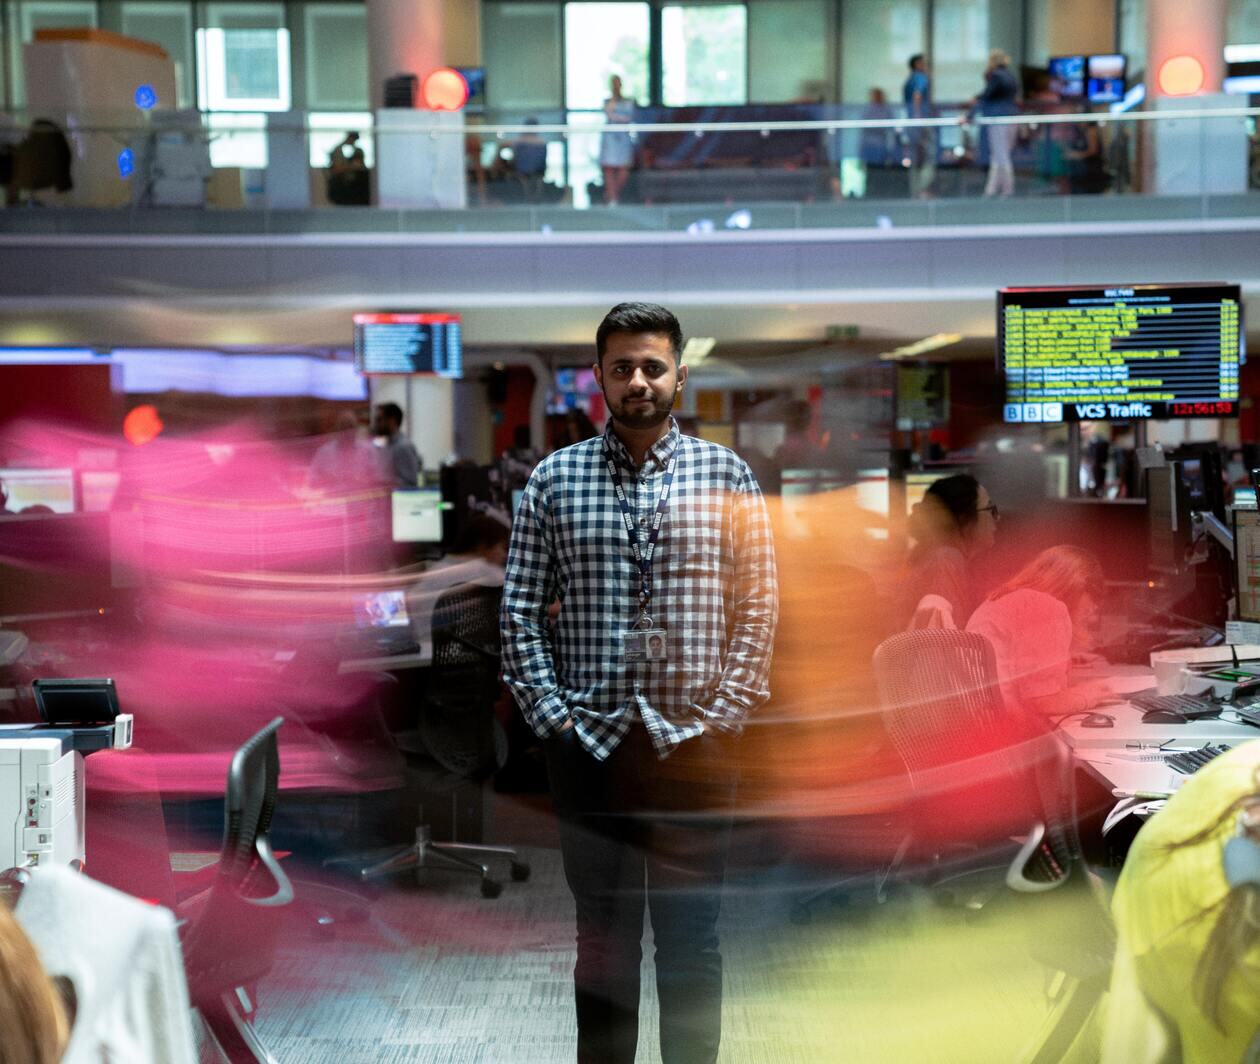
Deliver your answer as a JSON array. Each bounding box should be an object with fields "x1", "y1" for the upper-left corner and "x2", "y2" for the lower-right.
[
  {"x1": 0, "y1": 903, "x2": 68, "y2": 1064},
  {"x1": 989, "y1": 49, "x2": 1010, "y2": 67},
  {"x1": 987, "y1": 545, "x2": 1103, "y2": 615}
]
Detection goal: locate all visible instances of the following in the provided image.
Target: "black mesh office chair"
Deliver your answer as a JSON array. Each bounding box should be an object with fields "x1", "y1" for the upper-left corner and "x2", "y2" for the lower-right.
[
  {"x1": 348, "y1": 584, "x2": 528, "y2": 897},
  {"x1": 873, "y1": 629, "x2": 1116, "y2": 1061},
  {"x1": 179, "y1": 716, "x2": 292, "y2": 1063}
]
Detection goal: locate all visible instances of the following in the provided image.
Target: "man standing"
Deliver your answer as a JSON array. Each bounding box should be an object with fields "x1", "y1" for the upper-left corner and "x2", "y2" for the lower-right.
[
  {"x1": 371, "y1": 402, "x2": 421, "y2": 488},
  {"x1": 903, "y1": 53, "x2": 936, "y2": 199},
  {"x1": 501, "y1": 302, "x2": 778, "y2": 1063}
]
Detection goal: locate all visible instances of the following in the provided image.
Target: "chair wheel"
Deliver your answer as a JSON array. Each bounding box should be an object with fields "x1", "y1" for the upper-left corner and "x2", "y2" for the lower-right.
[
  {"x1": 481, "y1": 878, "x2": 503, "y2": 899},
  {"x1": 510, "y1": 860, "x2": 530, "y2": 882}
]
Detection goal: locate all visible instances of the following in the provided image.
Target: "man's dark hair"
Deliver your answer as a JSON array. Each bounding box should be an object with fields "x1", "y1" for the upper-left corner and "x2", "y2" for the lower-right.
[
  {"x1": 909, "y1": 54, "x2": 924, "y2": 71},
  {"x1": 377, "y1": 402, "x2": 404, "y2": 428},
  {"x1": 596, "y1": 302, "x2": 683, "y2": 364}
]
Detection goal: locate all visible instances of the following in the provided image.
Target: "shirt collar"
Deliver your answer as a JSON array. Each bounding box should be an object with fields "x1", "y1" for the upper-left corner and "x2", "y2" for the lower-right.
[{"x1": 603, "y1": 418, "x2": 680, "y2": 471}]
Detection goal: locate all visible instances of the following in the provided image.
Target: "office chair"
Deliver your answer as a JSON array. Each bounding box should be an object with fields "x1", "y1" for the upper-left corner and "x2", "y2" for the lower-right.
[
  {"x1": 178, "y1": 716, "x2": 292, "y2": 1064},
  {"x1": 343, "y1": 584, "x2": 528, "y2": 898}
]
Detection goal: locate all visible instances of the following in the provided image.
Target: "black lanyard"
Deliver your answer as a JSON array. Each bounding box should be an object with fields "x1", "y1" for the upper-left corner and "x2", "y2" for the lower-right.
[{"x1": 603, "y1": 445, "x2": 678, "y2": 615}]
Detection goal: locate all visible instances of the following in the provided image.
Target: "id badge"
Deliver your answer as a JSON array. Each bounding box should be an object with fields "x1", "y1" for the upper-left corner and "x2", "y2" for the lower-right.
[{"x1": 623, "y1": 617, "x2": 668, "y2": 663}]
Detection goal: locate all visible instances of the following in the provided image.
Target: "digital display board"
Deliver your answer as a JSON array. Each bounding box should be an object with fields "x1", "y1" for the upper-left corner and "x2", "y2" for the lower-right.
[
  {"x1": 353, "y1": 313, "x2": 463, "y2": 377},
  {"x1": 1048, "y1": 55, "x2": 1085, "y2": 99},
  {"x1": 998, "y1": 284, "x2": 1242, "y2": 422}
]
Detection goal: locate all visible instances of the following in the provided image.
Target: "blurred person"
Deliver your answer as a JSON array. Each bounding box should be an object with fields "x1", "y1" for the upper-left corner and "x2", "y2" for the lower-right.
[
  {"x1": 1105, "y1": 743, "x2": 1260, "y2": 1061},
  {"x1": 510, "y1": 117, "x2": 549, "y2": 201},
  {"x1": 371, "y1": 402, "x2": 421, "y2": 488},
  {"x1": 599, "y1": 76, "x2": 636, "y2": 206},
  {"x1": 773, "y1": 399, "x2": 825, "y2": 474},
  {"x1": 307, "y1": 411, "x2": 387, "y2": 491},
  {"x1": 326, "y1": 131, "x2": 369, "y2": 206},
  {"x1": 902, "y1": 54, "x2": 936, "y2": 199},
  {"x1": 966, "y1": 545, "x2": 1113, "y2": 717},
  {"x1": 501, "y1": 301, "x2": 778, "y2": 1063},
  {"x1": 1065, "y1": 115, "x2": 1109, "y2": 196},
  {"x1": 0, "y1": 901, "x2": 68, "y2": 1064},
  {"x1": 899, "y1": 473, "x2": 998, "y2": 628},
  {"x1": 969, "y1": 49, "x2": 1020, "y2": 197}
]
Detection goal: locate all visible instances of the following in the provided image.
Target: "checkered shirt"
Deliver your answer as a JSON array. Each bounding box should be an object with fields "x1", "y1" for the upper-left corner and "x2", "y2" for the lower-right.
[{"x1": 501, "y1": 419, "x2": 778, "y2": 760}]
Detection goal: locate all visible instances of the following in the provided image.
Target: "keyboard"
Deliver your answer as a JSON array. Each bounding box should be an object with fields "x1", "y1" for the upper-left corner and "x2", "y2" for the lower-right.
[
  {"x1": 1130, "y1": 692, "x2": 1219, "y2": 718},
  {"x1": 1165, "y1": 744, "x2": 1231, "y2": 775}
]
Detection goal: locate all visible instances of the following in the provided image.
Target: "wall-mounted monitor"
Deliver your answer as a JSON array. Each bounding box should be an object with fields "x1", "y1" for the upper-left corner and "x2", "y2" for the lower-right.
[
  {"x1": 454, "y1": 66, "x2": 486, "y2": 109},
  {"x1": 353, "y1": 313, "x2": 463, "y2": 378},
  {"x1": 1086, "y1": 54, "x2": 1126, "y2": 104},
  {"x1": 1048, "y1": 55, "x2": 1085, "y2": 99},
  {"x1": 998, "y1": 284, "x2": 1242, "y2": 423}
]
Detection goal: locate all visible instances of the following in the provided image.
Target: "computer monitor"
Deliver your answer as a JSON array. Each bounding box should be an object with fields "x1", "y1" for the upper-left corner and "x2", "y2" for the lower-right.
[
  {"x1": 0, "y1": 468, "x2": 75, "y2": 514},
  {"x1": 998, "y1": 283, "x2": 1243, "y2": 423},
  {"x1": 1086, "y1": 54, "x2": 1127, "y2": 104},
  {"x1": 1048, "y1": 55, "x2": 1085, "y2": 99},
  {"x1": 1172, "y1": 445, "x2": 1226, "y2": 520},
  {"x1": 352, "y1": 312, "x2": 463, "y2": 378},
  {"x1": 1236, "y1": 508, "x2": 1260, "y2": 623},
  {"x1": 391, "y1": 488, "x2": 444, "y2": 544},
  {"x1": 355, "y1": 588, "x2": 410, "y2": 631}
]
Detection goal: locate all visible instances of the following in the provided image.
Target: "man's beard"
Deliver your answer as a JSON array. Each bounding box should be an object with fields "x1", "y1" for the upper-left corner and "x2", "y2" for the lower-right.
[{"x1": 606, "y1": 389, "x2": 675, "y2": 431}]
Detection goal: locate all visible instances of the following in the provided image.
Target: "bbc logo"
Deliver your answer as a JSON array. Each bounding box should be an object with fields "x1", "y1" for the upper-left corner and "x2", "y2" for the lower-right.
[{"x1": 1004, "y1": 403, "x2": 1063, "y2": 424}]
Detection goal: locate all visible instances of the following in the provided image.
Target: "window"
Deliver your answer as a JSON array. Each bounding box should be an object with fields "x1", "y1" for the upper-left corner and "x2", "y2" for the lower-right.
[
  {"x1": 748, "y1": 0, "x2": 831, "y2": 103},
  {"x1": 661, "y1": 3, "x2": 747, "y2": 106},
  {"x1": 840, "y1": 0, "x2": 926, "y2": 104},
  {"x1": 302, "y1": 3, "x2": 368, "y2": 110},
  {"x1": 930, "y1": 0, "x2": 989, "y2": 102},
  {"x1": 564, "y1": 2, "x2": 650, "y2": 110},
  {"x1": 197, "y1": 2, "x2": 289, "y2": 112},
  {"x1": 308, "y1": 111, "x2": 373, "y2": 169},
  {"x1": 120, "y1": 2, "x2": 196, "y2": 109},
  {"x1": 484, "y1": 2, "x2": 563, "y2": 111}
]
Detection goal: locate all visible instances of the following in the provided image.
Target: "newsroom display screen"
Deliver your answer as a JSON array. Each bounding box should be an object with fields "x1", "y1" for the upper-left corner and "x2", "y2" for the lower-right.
[
  {"x1": 998, "y1": 284, "x2": 1242, "y2": 423},
  {"x1": 353, "y1": 313, "x2": 463, "y2": 377},
  {"x1": 1047, "y1": 55, "x2": 1085, "y2": 99},
  {"x1": 1086, "y1": 53, "x2": 1126, "y2": 104}
]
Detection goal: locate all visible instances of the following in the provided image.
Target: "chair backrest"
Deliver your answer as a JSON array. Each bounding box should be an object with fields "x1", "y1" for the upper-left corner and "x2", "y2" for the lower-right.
[
  {"x1": 873, "y1": 629, "x2": 1008, "y2": 785},
  {"x1": 181, "y1": 716, "x2": 292, "y2": 1004},
  {"x1": 431, "y1": 584, "x2": 501, "y2": 670},
  {"x1": 873, "y1": 628, "x2": 1080, "y2": 889}
]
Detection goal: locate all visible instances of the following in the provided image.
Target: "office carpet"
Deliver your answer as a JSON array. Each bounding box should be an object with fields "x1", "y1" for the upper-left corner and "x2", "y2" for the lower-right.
[{"x1": 251, "y1": 800, "x2": 1102, "y2": 1063}]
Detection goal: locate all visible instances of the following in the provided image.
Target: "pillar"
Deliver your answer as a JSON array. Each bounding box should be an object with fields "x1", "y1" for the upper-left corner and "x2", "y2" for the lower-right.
[
  {"x1": 1146, "y1": 0, "x2": 1226, "y2": 99},
  {"x1": 366, "y1": 0, "x2": 444, "y2": 110}
]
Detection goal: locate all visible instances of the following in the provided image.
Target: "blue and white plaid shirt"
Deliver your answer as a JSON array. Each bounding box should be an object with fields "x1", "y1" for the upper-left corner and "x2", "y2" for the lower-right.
[{"x1": 501, "y1": 419, "x2": 778, "y2": 760}]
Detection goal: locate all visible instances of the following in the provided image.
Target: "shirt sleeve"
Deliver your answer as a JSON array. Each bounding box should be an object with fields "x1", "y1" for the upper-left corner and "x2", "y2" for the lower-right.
[
  {"x1": 394, "y1": 441, "x2": 420, "y2": 488},
  {"x1": 500, "y1": 464, "x2": 570, "y2": 738},
  {"x1": 705, "y1": 464, "x2": 779, "y2": 735}
]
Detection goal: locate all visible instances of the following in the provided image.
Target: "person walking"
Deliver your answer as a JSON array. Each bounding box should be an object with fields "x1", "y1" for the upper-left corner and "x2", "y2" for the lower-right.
[
  {"x1": 501, "y1": 302, "x2": 778, "y2": 1063},
  {"x1": 972, "y1": 49, "x2": 1021, "y2": 197}
]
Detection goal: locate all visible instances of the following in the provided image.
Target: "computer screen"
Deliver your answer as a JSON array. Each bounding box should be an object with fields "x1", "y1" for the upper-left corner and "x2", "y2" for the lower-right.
[
  {"x1": 355, "y1": 589, "x2": 410, "y2": 629},
  {"x1": 1235, "y1": 508, "x2": 1260, "y2": 623},
  {"x1": 1048, "y1": 55, "x2": 1085, "y2": 99},
  {"x1": 391, "y1": 489, "x2": 444, "y2": 543},
  {"x1": 1086, "y1": 54, "x2": 1127, "y2": 104},
  {"x1": 454, "y1": 66, "x2": 486, "y2": 108},
  {"x1": 0, "y1": 468, "x2": 75, "y2": 514},
  {"x1": 998, "y1": 284, "x2": 1242, "y2": 423},
  {"x1": 353, "y1": 313, "x2": 463, "y2": 378}
]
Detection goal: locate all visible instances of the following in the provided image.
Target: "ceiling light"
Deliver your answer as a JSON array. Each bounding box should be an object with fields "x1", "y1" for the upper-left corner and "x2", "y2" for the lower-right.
[
  {"x1": 683, "y1": 338, "x2": 716, "y2": 363},
  {"x1": 878, "y1": 333, "x2": 963, "y2": 361}
]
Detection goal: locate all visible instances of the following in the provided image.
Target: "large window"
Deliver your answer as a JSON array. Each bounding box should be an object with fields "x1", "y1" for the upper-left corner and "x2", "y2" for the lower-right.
[
  {"x1": 484, "y1": 2, "x2": 563, "y2": 111},
  {"x1": 196, "y1": 2, "x2": 289, "y2": 113},
  {"x1": 564, "y1": 1, "x2": 650, "y2": 110},
  {"x1": 930, "y1": 0, "x2": 989, "y2": 102},
  {"x1": 748, "y1": 0, "x2": 831, "y2": 103},
  {"x1": 662, "y1": 2, "x2": 747, "y2": 105},
  {"x1": 840, "y1": 0, "x2": 926, "y2": 105},
  {"x1": 7, "y1": 0, "x2": 98, "y2": 109},
  {"x1": 120, "y1": 2, "x2": 196, "y2": 109},
  {"x1": 301, "y1": 2, "x2": 367, "y2": 110}
]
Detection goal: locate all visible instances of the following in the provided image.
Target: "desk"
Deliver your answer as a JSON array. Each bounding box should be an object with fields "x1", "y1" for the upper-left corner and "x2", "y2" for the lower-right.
[{"x1": 338, "y1": 639, "x2": 432, "y2": 674}]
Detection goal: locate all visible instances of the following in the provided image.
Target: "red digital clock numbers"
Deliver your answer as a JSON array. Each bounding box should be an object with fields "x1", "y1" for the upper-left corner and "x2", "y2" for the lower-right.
[{"x1": 1169, "y1": 401, "x2": 1237, "y2": 417}]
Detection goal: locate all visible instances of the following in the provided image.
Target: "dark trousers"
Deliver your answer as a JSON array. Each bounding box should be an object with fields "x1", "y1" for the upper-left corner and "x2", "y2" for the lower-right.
[{"x1": 545, "y1": 725, "x2": 737, "y2": 1064}]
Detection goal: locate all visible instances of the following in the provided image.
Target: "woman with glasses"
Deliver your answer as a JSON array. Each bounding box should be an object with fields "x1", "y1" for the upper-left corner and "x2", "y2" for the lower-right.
[{"x1": 899, "y1": 473, "x2": 999, "y2": 629}]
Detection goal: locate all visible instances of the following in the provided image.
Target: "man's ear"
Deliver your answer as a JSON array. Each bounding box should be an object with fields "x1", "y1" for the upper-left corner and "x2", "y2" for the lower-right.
[
  {"x1": 592, "y1": 360, "x2": 603, "y2": 389},
  {"x1": 676, "y1": 364, "x2": 688, "y2": 390}
]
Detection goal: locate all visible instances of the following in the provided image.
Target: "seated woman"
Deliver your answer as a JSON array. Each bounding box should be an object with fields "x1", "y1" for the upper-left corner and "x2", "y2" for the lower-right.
[
  {"x1": 1105, "y1": 742, "x2": 1260, "y2": 1061},
  {"x1": 965, "y1": 544, "x2": 1112, "y2": 717},
  {"x1": 898, "y1": 473, "x2": 998, "y2": 629}
]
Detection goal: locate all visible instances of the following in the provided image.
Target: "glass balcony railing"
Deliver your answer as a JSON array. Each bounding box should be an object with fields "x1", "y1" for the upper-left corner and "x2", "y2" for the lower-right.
[{"x1": 0, "y1": 103, "x2": 1257, "y2": 230}]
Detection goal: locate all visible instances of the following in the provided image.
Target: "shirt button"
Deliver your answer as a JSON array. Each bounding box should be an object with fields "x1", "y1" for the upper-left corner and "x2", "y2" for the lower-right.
[{"x1": 639, "y1": 516, "x2": 648, "y2": 526}]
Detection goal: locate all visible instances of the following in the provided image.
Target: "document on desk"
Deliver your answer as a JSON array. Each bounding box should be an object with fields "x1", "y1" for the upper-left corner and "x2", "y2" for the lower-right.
[{"x1": 1074, "y1": 750, "x2": 1182, "y2": 799}]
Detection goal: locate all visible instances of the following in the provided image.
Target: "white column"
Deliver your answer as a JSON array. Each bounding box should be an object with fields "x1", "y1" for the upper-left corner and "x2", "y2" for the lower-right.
[
  {"x1": 366, "y1": 0, "x2": 444, "y2": 110},
  {"x1": 1146, "y1": 0, "x2": 1226, "y2": 99},
  {"x1": 369, "y1": 376, "x2": 454, "y2": 471}
]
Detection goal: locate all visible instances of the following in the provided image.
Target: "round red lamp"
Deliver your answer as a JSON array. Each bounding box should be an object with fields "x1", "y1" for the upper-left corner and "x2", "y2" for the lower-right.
[
  {"x1": 422, "y1": 68, "x2": 469, "y2": 111},
  {"x1": 1158, "y1": 55, "x2": 1205, "y2": 96}
]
